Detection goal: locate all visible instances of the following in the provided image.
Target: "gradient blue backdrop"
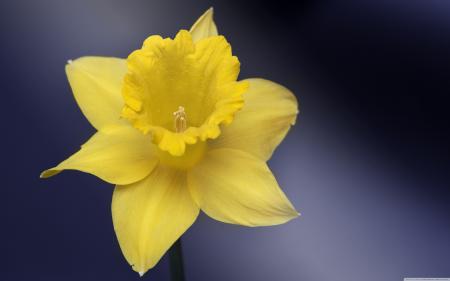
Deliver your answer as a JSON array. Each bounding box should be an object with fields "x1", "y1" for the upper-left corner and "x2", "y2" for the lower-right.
[{"x1": 2, "y1": 0, "x2": 450, "y2": 280}]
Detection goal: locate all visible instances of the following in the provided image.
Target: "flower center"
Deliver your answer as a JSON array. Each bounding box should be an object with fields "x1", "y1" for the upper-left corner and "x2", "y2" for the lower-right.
[
  {"x1": 173, "y1": 106, "x2": 187, "y2": 133},
  {"x1": 121, "y1": 30, "x2": 248, "y2": 156}
]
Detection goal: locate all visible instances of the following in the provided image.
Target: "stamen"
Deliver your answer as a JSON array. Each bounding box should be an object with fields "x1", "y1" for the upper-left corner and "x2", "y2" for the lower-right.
[{"x1": 173, "y1": 106, "x2": 187, "y2": 133}]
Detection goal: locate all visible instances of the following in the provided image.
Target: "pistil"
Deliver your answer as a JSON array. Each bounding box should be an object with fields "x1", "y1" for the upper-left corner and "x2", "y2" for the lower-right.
[{"x1": 173, "y1": 106, "x2": 187, "y2": 133}]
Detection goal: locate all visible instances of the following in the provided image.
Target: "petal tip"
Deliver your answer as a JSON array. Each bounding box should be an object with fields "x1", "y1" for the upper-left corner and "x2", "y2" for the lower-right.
[
  {"x1": 138, "y1": 271, "x2": 145, "y2": 277},
  {"x1": 40, "y1": 169, "x2": 60, "y2": 179},
  {"x1": 290, "y1": 207, "x2": 301, "y2": 218}
]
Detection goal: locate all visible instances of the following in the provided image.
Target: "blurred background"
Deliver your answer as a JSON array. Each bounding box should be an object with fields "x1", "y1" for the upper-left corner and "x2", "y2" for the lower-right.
[{"x1": 1, "y1": 0, "x2": 450, "y2": 280}]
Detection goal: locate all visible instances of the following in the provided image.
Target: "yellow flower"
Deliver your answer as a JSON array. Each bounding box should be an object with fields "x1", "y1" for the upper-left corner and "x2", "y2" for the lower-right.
[{"x1": 41, "y1": 8, "x2": 299, "y2": 276}]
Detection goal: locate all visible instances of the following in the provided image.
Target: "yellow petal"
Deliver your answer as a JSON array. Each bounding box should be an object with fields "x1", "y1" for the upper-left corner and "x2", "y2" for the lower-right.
[
  {"x1": 40, "y1": 126, "x2": 157, "y2": 185},
  {"x1": 210, "y1": 78, "x2": 298, "y2": 161},
  {"x1": 188, "y1": 148, "x2": 298, "y2": 227},
  {"x1": 66, "y1": 56, "x2": 127, "y2": 132},
  {"x1": 112, "y1": 166, "x2": 199, "y2": 275},
  {"x1": 189, "y1": 7, "x2": 218, "y2": 42}
]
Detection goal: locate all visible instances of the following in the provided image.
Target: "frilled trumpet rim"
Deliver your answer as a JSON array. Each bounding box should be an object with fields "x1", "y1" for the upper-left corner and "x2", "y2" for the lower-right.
[{"x1": 121, "y1": 30, "x2": 248, "y2": 156}]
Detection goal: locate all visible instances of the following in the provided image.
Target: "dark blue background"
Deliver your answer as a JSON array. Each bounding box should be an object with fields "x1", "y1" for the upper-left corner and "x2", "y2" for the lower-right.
[{"x1": 2, "y1": 0, "x2": 450, "y2": 280}]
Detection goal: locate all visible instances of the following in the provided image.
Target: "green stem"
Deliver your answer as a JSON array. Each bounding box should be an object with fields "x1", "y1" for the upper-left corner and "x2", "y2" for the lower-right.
[{"x1": 169, "y1": 239, "x2": 185, "y2": 281}]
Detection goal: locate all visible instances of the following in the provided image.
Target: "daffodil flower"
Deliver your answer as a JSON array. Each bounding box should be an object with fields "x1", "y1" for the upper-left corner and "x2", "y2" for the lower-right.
[{"x1": 41, "y1": 8, "x2": 299, "y2": 276}]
